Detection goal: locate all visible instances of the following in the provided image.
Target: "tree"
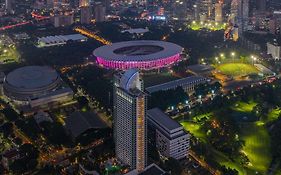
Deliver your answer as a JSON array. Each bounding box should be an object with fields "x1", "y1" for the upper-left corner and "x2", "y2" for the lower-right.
[
  {"x1": 162, "y1": 158, "x2": 182, "y2": 175},
  {"x1": 148, "y1": 87, "x2": 189, "y2": 110},
  {"x1": 220, "y1": 165, "x2": 239, "y2": 175},
  {"x1": 1, "y1": 108, "x2": 19, "y2": 121},
  {"x1": 10, "y1": 143, "x2": 39, "y2": 174},
  {"x1": 1, "y1": 122, "x2": 13, "y2": 137}
]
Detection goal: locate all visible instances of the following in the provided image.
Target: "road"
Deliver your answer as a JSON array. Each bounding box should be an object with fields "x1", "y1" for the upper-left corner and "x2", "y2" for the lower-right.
[{"x1": 189, "y1": 150, "x2": 221, "y2": 175}]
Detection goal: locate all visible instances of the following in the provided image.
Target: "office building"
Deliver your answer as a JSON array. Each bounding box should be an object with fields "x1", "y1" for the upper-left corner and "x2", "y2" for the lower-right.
[
  {"x1": 5, "y1": 0, "x2": 13, "y2": 13},
  {"x1": 267, "y1": 40, "x2": 281, "y2": 60},
  {"x1": 215, "y1": 2, "x2": 223, "y2": 23},
  {"x1": 80, "y1": 6, "x2": 92, "y2": 24},
  {"x1": 147, "y1": 108, "x2": 190, "y2": 160},
  {"x1": 231, "y1": 0, "x2": 249, "y2": 34},
  {"x1": 200, "y1": 0, "x2": 212, "y2": 18},
  {"x1": 79, "y1": 0, "x2": 89, "y2": 7},
  {"x1": 113, "y1": 69, "x2": 147, "y2": 172},
  {"x1": 256, "y1": 0, "x2": 266, "y2": 12},
  {"x1": 94, "y1": 3, "x2": 106, "y2": 22},
  {"x1": 46, "y1": 0, "x2": 54, "y2": 8},
  {"x1": 52, "y1": 11, "x2": 74, "y2": 27},
  {"x1": 193, "y1": 4, "x2": 199, "y2": 21},
  {"x1": 145, "y1": 76, "x2": 207, "y2": 94}
]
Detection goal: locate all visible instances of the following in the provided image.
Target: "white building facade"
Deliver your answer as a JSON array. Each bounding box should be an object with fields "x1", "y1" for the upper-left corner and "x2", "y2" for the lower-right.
[
  {"x1": 147, "y1": 108, "x2": 190, "y2": 160},
  {"x1": 267, "y1": 42, "x2": 281, "y2": 60}
]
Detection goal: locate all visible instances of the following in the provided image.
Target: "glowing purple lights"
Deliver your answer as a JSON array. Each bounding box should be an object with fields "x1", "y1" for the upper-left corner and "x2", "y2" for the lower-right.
[
  {"x1": 93, "y1": 40, "x2": 183, "y2": 70},
  {"x1": 96, "y1": 54, "x2": 180, "y2": 70}
]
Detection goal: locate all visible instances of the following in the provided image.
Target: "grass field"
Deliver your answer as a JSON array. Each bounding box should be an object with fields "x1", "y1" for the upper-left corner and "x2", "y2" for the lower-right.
[
  {"x1": 231, "y1": 101, "x2": 257, "y2": 113},
  {"x1": 0, "y1": 44, "x2": 19, "y2": 64},
  {"x1": 181, "y1": 121, "x2": 207, "y2": 142},
  {"x1": 266, "y1": 108, "x2": 281, "y2": 123},
  {"x1": 240, "y1": 122, "x2": 272, "y2": 174},
  {"x1": 216, "y1": 63, "x2": 259, "y2": 77},
  {"x1": 231, "y1": 101, "x2": 272, "y2": 173}
]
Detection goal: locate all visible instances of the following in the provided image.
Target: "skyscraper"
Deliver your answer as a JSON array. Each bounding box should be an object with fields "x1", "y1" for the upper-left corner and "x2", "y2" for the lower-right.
[
  {"x1": 256, "y1": 0, "x2": 266, "y2": 12},
  {"x1": 5, "y1": 0, "x2": 13, "y2": 13},
  {"x1": 46, "y1": 0, "x2": 54, "y2": 8},
  {"x1": 79, "y1": 0, "x2": 89, "y2": 7},
  {"x1": 94, "y1": 3, "x2": 106, "y2": 22},
  {"x1": 193, "y1": 4, "x2": 199, "y2": 21},
  {"x1": 80, "y1": 6, "x2": 92, "y2": 24},
  {"x1": 113, "y1": 69, "x2": 147, "y2": 172},
  {"x1": 231, "y1": 0, "x2": 249, "y2": 34},
  {"x1": 215, "y1": 2, "x2": 223, "y2": 23},
  {"x1": 201, "y1": 0, "x2": 213, "y2": 18}
]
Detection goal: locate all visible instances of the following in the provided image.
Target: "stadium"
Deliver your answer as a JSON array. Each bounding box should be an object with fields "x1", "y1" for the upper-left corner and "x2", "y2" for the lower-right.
[
  {"x1": 4, "y1": 66, "x2": 61, "y2": 101},
  {"x1": 93, "y1": 40, "x2": 183, "y2": 70}
]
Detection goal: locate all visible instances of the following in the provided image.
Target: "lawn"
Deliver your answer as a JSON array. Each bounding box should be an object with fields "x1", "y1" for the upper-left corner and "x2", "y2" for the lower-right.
[
  {"x1": 143, "y1": 72, "x2": 179, "y2": 87},
  {"x1": 211, "y1": 149, "x2": 246, "y2": 175},
  {"x1": 266, "y1": 108, "x2": 281, "y2": 123},
  {"x1": 181, "y1": 121, "x2": 207, "y2": 142},
  {"x1": 0, "y1": 44, "x2": 20, "y2": 64},
  {"x1": 231, "y1": 101, "x2": 257, "y2": 113},
  {"x1": 216, "y1": 63, "x2": 259, "y2": 77},
  {"x1": 239, "y1": 122, "x2": 272, "y2": 174},
  {"x1": 181, "y1": 100, "x2": 273, "y2": 174}
]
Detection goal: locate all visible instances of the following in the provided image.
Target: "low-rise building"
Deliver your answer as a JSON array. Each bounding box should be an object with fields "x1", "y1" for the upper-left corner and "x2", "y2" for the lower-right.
[
  {"x1": 147, "y1": 108, "x2": 190, "y2": 160},
  {"x1": 145, "y1": 76, "x2": 207, "y2": 94},
  {"x1": 1, "y1": 148, "x2": 20, "y2": 170},
  {"x1": 267, "y1": 40, "x2": 281, "y2": 60},
  {"x1": 125, "y1": 163, "x2": 167, "y2": 175},
  {"x1": 37, "y1": 34, "x2": 87, "y2": 48}
]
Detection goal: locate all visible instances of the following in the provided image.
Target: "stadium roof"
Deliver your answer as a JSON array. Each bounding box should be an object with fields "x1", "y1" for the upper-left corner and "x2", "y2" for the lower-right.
[
  {"x1": 5, "y1": 66, "x2": 59, "y2": 90},
  {"x1": 93, "y1": 40, "x2": 182, "y2": 62}
]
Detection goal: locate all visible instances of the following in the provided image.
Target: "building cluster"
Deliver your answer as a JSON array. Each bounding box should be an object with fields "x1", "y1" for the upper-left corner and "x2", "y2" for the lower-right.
[{"x1": 113, "y1": 69, "x2": 191, "y2": 174}]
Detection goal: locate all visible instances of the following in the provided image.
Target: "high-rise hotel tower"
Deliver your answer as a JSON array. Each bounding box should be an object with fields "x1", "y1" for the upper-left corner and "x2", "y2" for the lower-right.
[{"x1": 113, "y1": 69, "x2": 147, "y2": 172}]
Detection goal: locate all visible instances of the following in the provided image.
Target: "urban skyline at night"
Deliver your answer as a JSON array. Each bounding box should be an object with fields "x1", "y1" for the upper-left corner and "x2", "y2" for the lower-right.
[{"x1": 0, "y1": 0, "x2": 280, "y2": 175}]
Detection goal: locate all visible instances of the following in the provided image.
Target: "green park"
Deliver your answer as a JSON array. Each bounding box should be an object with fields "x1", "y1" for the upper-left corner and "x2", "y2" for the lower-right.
[{"x1": 180, "y1": 98, "x2": 280, "y2": 175}]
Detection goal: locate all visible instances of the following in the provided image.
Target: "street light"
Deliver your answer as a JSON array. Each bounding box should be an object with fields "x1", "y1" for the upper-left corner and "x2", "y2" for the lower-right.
[
  {"x1": 231, "y1": 52, "x2": 235, "y2": 62},
  {"x1": 252, "y1": 56, "x2": 257, "y2": 65}
]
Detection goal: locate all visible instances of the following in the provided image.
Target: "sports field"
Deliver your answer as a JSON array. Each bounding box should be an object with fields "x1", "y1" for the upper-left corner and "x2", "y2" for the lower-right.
[{"x1": 216, "y1": 63, "x2": 259, "y2": 77}]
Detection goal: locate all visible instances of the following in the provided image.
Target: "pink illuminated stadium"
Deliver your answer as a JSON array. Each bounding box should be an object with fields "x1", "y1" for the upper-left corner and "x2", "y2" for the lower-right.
[{"x1": 93, "y1": 40, "x2": 183, "y2": 70}]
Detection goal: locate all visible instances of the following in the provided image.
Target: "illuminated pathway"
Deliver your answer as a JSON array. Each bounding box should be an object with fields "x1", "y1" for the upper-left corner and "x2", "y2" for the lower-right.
[
  {"x1": 0, "y1": 12, "x2": 49, "y2": 31},
  {"x1": 189, "y1": 150, "x2": 221, "y2": 175},
  {"x1": 0, "y1": 21, "x2": 31, "y2": 31},
  {"x1": 74, "y1": 27, "x2": 112, "y2": 45}
]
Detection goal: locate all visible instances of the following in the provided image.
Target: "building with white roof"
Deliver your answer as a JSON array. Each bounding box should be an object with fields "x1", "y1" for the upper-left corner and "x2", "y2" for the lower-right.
[
  {"x1": 37, "y1": 34, "x2": 87, "y2": 48},
  {"x1": 145, "y1": 76, "x2": 207, "y2": 94}
]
